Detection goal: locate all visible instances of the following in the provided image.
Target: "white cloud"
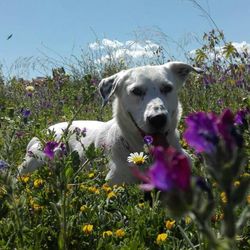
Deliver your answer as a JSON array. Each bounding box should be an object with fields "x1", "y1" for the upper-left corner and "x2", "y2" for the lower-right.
[{"x1": 88, "y1": 39, "x2": 161, "y2": 64}]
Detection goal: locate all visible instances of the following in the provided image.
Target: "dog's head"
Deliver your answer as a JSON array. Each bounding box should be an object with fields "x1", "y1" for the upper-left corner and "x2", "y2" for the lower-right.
[{"x1": 99, "y1": 61, "x2": 202, "y2": 136}]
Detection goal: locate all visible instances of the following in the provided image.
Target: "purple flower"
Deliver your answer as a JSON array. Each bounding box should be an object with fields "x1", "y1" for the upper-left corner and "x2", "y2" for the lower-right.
[
  {"x1": 144, "y1": 135, "x2": 153, "y2": 145},
  {"x1": 234, "y1": 108, "x2": 250, "y2": 126},
  {"x1": 184, "y1": 109, "x2": 244, "y2": 154},
  {"x1": 43, "y1": 141, "x2": 66, "y2": 160},
  {"x1": 217, "y1": 109, "x2": 242, "y2": 149},
  {"x1": 90, "y1": 78, "x2": 98, "y2": 85},
  {"x1": 134, "y1": 147, "x2": 191, "y2": 192},
  {"x1": 217, "y1": 98, "x2": 224, "y2": 106},
  {"x1": 74, "y1": 127, "x2": 87, "y2": 137},
  {"x1": 0, "y1": 160, "x2": 9, "y2": 171},
  {"x1": 184, "y1": 112, "x2": 219, "y2": 153},
  {"x1": 21, "y1": 108, "x2": 31, "y2": 118}
]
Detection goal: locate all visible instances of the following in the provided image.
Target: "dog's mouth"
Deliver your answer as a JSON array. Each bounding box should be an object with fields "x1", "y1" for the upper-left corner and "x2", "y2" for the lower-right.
[
  {"x1": 147, "y1": 132, "x2": 169, "y2": 148},
  {"x1": 128, "y1": 111, "x2": 169, "y2": 147},
  {"x1": 143, "y1": 131, "x2": 169, "y2": 147}
]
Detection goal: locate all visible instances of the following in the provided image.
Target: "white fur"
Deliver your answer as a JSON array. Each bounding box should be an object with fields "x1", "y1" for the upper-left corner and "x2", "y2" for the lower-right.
[{"x1": 19, "y1": 62, "x2": 202, "y2": 184}]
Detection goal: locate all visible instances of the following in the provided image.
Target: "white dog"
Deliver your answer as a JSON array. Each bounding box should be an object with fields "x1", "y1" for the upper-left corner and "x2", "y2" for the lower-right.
[{"x1": 19, "y1": 61, "x2": 202, "y2": 184}]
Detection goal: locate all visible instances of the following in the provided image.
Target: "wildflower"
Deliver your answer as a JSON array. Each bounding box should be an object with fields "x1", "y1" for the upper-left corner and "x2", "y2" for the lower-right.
[
  {"x1": 138, "y1": 202, "x2": 145, "y2": 208},
  {"x1": 88, "y1": 172, "x2": 95, "y2": 178},
  {"x1": 88, "y1": 186, "x2": 100, "y2": 194},
  {"x1": 33, "y1": 179, "x2": 44, "y2": 188},
  {"x1": 233, "y1": 181, "x2": 240, "y2": 187},
  {"x1": 107, "y1": 191, "x2": 116, "y2": 199},
  {"x1": 25, "y1": 85, "x2": 35, "y2": 96},
  {"x1": 165, "y1": 219, "x2": 175, "y2": 230},
  {"x1": 82, "y1": 224, "x2": 93, "y2": 235},
  {"x1": 80, "y1": 205, "x2": 88, "y2": 212},
  {"x1": 80, "y1": 184, "x2": 87, "y2": 190},
  {"x1": 241, "y1": 173, "x2": 250, "y2": 178},
  {"x1": 184, "y1": 112, "x2": 218, "y2": 153},
  {"x1": 156, "y1": 233, "x2": 168, "y2": 245},
  {"x1": 102, "y1": 230, "x2": 113, "y2": 238},
  {"x1": 184, "y1": 109, "x2": 243, "y2": 153},
  {"x1": 247, "y1": 195, "x2": 250, "y2": 204},
  {"x1": 21, "y1": 108, "x2": 31, "y2": 118},
  {"x1": 32, "y1": 203, "x2": 44, "y2": 211},
  {"x1": 144, "y1": 135, "x2": 153, "y2": 145},
  {"x1": 0, "y1": 160, "x2": 9, "y2": 171},
  {"x1": 220, "y1": 192, "x2": 227, "y2": 203},
  {"x1": 185, "y1": 216, "x2": 192, "y2": 224},
  {"x1": 25, "y1": 85, "x2": 35, "y2": 92},
  {"x1": 234, "y1": 107, "x2": 249, "y2": 127},
  {"x1": 43, "y1": 141, "x2": 66, "y2": 160},
  {"x1": 102, "y1": 183, "x2": 112, "y2": 193},
  {"x1": 137, "y1": 147, "x2": 191, "y2": 192},
  {"x1": 127, "y1": 152, "x2": 148, "y2": 165},
  {"x1": 19, "y1": 175, "x2": 30, "y2": 183},
  {"x1": 217, "y1": 109, "x2": 243, "y2": 150},
  {"x1": 74, "y1": 127, "x2": 87, "y2": 137},
  {"x1": 115, "y1": 229, "x2": 125, "y2": 238}
]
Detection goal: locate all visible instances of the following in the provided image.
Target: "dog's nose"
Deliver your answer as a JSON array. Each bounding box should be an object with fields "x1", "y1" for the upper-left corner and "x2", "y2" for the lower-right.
[{"x1": 148, "y1": 114, "x2": 167, "y2": 129}]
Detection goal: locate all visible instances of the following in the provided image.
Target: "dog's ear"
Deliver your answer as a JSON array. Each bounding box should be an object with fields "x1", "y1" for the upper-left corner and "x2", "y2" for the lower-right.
[
  {"x1": 98, "y1": 73, "x2": 120, "y2": 107},
  {"x1": 166, "y1": 61, "x2": 203, "y2": 88}
]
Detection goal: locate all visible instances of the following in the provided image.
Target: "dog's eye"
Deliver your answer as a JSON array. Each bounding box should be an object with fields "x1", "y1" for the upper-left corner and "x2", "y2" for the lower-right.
[
  {"x1": 160, "y1": 85, "x2": 172, "y2": 94},
  {"x1": 131, "y1": 87, "x2": 145, "y2": 96}
]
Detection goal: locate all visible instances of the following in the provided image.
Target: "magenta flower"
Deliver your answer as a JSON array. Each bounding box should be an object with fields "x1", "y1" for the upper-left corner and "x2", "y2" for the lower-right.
[
  {"x1": 184, "y1": 109, "x2": 243, "y2": 154},
  {"x1": 184, "y1": 112, "x2": 219, "y2": 153},
  {"x1": 43, "y1": 141, "x2": 66, "y2": 160},
  {"x1": 134, "y1": 147, "x2": 191, "y2": 192},
  {"x1": 217, "y1": 109, "x2": 243, "y2": 149}
]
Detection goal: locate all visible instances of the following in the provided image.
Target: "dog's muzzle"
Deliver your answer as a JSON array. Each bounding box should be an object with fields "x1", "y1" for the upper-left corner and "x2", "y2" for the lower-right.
[{"x1": 128, "y1": 111, "x2": 169, "y2": 148}]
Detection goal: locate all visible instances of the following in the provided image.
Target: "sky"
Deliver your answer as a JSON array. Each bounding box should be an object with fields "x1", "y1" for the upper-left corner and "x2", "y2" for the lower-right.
[{"x1": 0, "y1": 0, "x2": 250, "y2": 79}]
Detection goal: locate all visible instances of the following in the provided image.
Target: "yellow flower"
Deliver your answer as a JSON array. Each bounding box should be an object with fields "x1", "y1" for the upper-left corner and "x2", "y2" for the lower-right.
[
  {"x1": 102, "y1": 230, "x2": 113, "y2": 238},
  {"x1": 80, "y1": 184, "x2": 87, "y2": 190},
  {"x1": 33, "y1": 179, "x2": 44, "y2": 188},
  {"x1": 156, "y1": 233, "x2": 168, "y2": 245},
  {"x1": 180, "y1": 138, "x2": 188, "y2": 148},
  {"x1": 233, "y1": 181, "x2": 240, "y2": 187},
  {"x1": 138, "y1": 202, "x2": 145, "y2": 208},
  {"x1": 88, "y1": 172, "x2": 95, "y2": 178},
  {"x1": 165, "y1": 220, "x2": 175, "y2": 230},
  {"x1": 127, "y1": 152, "x2": 148, "y2": 165},
  {"x1": 82, "y1": 224, "x2": 93, "y2": 235},
  {"x1": 25, "y1": 85, "x2": 35, "y2": 92},
  {"x1": 19, "y1": 175, "x2": 30, "y2": 183},
  {"x1": 185, "y1": 216, "x2": 192, "y2": 224},
  {"x1": 33, "y1": 203, "x2": 43, "y2": 211},
  {"x1": 88, "y1": 186, "x2": 100, "y2": 194},
  {"x1": 247, "y1": 195, "x2": 250, "y2": 204},
  {"x1": 220, "y1": 192, "x2": 227, "y2": 203},
  {"x1": 241, "y1": 173, "x2": 250, "y2": 178},
  {"x1": 80, "y1": 205, "x2": 88, "y2": 212},
  {"x1": 102, "y1": 183, "x2": 112, "y2": 193},
  {"x1": 107, "y1": 191, "x2": 116, "y2": 199},
  {"x1": 115, "y1": 229, "x2": 125, "y2": 238}
]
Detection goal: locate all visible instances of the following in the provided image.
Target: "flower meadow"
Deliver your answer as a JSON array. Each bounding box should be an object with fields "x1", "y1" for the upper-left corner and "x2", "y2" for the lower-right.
[{"x1": 0, "y1": 30, "x2": 249, "y2": 249}]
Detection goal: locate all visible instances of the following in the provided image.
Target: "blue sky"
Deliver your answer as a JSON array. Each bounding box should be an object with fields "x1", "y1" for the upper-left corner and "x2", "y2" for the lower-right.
[{"x1": 1, "y1": 0, "x2": 250, "y2": 78}]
